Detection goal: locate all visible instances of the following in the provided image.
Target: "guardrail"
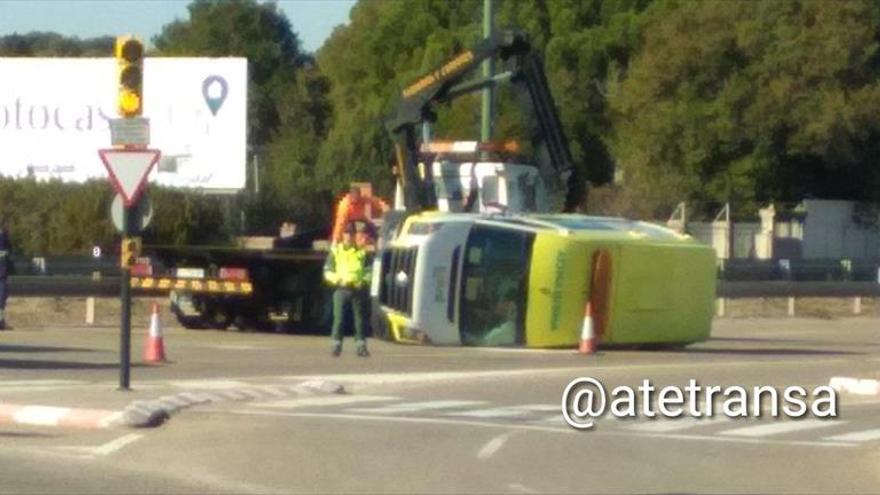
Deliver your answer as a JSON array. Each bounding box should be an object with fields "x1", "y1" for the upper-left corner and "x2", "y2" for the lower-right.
[{"x1": 9, "y1": 275, "x2": 878, "y2": 299}]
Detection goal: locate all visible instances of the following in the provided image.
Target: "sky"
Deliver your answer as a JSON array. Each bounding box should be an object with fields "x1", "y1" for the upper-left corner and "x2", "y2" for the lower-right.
[{"x1": 0, "y1": 0, "x2": 357, "y2": 52}]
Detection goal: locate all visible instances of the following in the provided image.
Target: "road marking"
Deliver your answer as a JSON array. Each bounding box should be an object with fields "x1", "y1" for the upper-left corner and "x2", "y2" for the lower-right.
[
  {"x1": 823, "y1": 428, "x2": 880, "y2": 443},
  {"x1": 12, "y1": 406, "x2": 70, "y2": 426},
  {"x1": 0, "y1": 379, "x2": 83, "y2": 387},
  {"x1": 508, "y1": 483, "x2": 539, "y2": 494},
  {"x1": 477, "y1": 431, "x2": 516, "y2": 460},
  {"x1": 720, "y1": 419, "x2": 842, "y2": 437},
  {"x1": 219, "y1": 409, "x2": 857, "y2": 448},
  {"x1": 222, "y1": 409, "x2": 576, "y2": 435},
  {"x1": 0, "y1": 379, "x2": 87, "y2": 392},
  {"x1": 254, "y1": 395, "x2": 398, "y2": 409},
  {"x1": 285, "y1": 357, "x2": 852, "y2": 386},
  {"x1": 349, "y1": 400, "x2": 488, "y2": 414},
  {"x1": 447, "y1": 408, "x2": 533, "y2": 419},
  {"x1": 504, "y1": 404, "x2": 559, "y2": 412},
  {"x1": 170, "y1": 379, "x2": 251, "y2": 389},
  {"x1": 93, "y1": 433, "x2": 143, "y2": 456},
  {"x1": 626, "y1": 416, "x2": 732, "y2": 433}
]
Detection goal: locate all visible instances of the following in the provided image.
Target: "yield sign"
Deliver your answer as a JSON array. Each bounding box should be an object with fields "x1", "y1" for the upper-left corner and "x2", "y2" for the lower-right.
[{"x1": 98, "y1": 148, "x2": 161, "y2": 207}]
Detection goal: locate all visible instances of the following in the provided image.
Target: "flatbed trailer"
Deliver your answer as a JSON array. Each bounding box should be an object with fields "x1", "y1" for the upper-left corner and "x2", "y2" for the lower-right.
[{"x1": 140, "y1": 238, "x2": 332, "y2": 332}]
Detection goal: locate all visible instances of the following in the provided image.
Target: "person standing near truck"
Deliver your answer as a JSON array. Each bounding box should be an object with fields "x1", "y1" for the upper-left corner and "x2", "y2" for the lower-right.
[
  {"x1": 331, "y1": 183, "x2": 388, "y2": 244},
  {"x1": 324, "y1": 221, "x2": 375, "y2": 357},
  {"x1": 0, "y1": 217, "x2": 11, "y2": 330}
]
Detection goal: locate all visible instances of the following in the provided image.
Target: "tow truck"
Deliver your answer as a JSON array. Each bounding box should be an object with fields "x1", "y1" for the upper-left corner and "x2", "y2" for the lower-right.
[{"x1": 373, "y1": 30, "x2": 718, "y2": 347}]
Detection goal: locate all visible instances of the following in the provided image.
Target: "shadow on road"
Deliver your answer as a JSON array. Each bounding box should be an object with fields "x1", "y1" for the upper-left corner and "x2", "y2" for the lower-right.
[
  {"x1": 711, "y1": 336, "x2": 880, "y2": 348},
  {"x1": 0, "y1": 359, "x2": 146, "y2": 370},
  {"x1": 0, "y1": 431, "x2": 58, "y2": 438},
  {"x1": 0, "y1": 344, "x2": 102, "y2": 354},
  {"x1": 673, "y1": 347, "x2": 863, "y2": 357}
]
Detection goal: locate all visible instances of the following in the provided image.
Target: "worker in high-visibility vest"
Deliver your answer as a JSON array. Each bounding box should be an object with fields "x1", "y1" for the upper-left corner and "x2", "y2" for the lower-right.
[
  {"x1": 331, "y1": 184, "x2": 388, "y2": 244},
  {"x1": 324, "y1": 221, "x2": 375, "y2": 357},
  {"x1": 0, "y1": 217, "x2": 11, "y2": 330}
]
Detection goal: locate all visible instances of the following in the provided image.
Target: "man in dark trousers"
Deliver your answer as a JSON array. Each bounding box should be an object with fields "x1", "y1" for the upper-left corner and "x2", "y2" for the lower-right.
[
  {"x1": 324, "y1": 221, "x2": 375, "y2": 357},
  {"x1": 0, "y1": 217, "x2": 11, "y2": 330}
]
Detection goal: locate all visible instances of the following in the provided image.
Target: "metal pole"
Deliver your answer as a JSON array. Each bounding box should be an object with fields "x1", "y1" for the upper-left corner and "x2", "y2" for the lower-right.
[
  {"x1": 119, "y1": 205, "x2": 132, "y2": 390},
  {"x1": 480, "y1": 0, "x2": 495, "y2": 158}
]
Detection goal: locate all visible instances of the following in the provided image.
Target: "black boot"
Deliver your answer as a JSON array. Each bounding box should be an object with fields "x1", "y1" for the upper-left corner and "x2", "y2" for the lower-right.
[{"x1": 331, "y1": 343, "x2": 342, "y2": 357}]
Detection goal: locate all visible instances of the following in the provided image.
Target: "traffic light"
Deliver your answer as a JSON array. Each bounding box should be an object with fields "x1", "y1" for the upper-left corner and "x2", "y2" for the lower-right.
[
  {"x1": 115, "y1": 35, "x2": 144, "y2": 118},
  {"x1": 120, "y1": 237, "x2": 142, "y2": 268}
]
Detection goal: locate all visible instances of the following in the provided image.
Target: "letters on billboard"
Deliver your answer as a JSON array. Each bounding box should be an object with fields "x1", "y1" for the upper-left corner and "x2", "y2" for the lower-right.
[{"x1": 0, "y1": 58, "x2": 247, "y2": 191}]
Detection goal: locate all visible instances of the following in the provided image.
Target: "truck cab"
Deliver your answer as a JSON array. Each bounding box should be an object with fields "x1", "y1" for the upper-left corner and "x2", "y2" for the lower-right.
[{"x1": 392, "y1": 141, "x2": 551, "y2": 215}]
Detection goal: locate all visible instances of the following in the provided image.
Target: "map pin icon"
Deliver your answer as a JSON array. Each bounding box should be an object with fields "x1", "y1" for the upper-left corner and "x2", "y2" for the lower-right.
[{"x1": 202, "y1": 75, "x2": 229, "y2": 116}]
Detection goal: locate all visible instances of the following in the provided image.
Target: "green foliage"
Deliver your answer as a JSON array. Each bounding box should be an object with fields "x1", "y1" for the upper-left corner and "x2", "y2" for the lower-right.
[
  {"x1": 608, "y1": 0, "x2": 880, "y2": 218},
  {"x1": 0, "y1": 32, "x2": 114, "y2": 56},
  {"x1": 5, "y1": 0, "x2": 880, "y2": 255}
]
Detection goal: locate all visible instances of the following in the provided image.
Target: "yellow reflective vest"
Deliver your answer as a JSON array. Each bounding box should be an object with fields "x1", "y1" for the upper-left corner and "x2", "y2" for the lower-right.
[{"x1": 324, "y1": 244, "x2": 371, "y2": 288}]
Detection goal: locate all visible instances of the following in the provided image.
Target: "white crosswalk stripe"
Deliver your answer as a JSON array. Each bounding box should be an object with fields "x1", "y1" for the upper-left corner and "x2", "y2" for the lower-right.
[
  {"x1": 446, "y1": 408, "x2": 533, "y2": 419},
  {"x1": 348, "y1": 400, "x2": 488, "y2": 414},
  {"x1": 719, "y1": 419, "x2": 842, "y2": 437},
  {"x1": 823, "y1": 428, "x2": 880, "y2": 443},
  {"x1": 626, "y1": 416, "x2": 732, "y2": 433},
  {"x1": 242, "y1": 395, "x2": 880, "y2": 447},
  {"x1": 257, "y1": 395, "x2": 398, "y2": 409}
]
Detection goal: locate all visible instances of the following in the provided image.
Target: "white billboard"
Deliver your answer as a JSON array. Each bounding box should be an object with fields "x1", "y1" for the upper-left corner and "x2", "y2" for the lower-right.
[{"x1": 0, "y1": 58, "x2": 247, "y2": 191}]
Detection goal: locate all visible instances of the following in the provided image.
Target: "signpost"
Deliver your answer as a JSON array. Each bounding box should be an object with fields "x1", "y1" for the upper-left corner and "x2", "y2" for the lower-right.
[{"x1": 100, "y1": 35, "x2": 161, "y2": 391}]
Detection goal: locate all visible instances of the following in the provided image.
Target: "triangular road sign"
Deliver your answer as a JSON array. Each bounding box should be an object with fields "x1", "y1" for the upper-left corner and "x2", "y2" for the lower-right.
[{"x1": 98, "y1": 149, "x2": 161, "y2": 207}]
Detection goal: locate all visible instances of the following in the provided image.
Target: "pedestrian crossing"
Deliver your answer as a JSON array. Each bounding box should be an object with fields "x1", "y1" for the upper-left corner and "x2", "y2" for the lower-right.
[{"x1": 251, "y1": 395, "x2": 880, "y2": 448}]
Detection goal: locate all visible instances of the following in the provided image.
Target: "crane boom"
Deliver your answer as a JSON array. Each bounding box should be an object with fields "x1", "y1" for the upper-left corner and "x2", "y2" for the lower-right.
[{"x1": 386, "y1": 30, "x2": 580, "y2": 213}]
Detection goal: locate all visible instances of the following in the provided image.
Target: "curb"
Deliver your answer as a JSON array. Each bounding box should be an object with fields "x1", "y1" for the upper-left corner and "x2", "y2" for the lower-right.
[
  {"x1": 0, "y1": 403, "x2": 123, "y2": 429},
  {"x1": 829, "y1": 376, "x2": 880, "y2": 396},
  {"x1": 0, "y1": 380, "x2": 346, "y2": 429}
]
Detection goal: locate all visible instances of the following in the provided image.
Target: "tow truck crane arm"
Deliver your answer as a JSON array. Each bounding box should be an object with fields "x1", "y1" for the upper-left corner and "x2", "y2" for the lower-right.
[{"x1": 385, "y1": 30, "x2": 580, "y2": 213}]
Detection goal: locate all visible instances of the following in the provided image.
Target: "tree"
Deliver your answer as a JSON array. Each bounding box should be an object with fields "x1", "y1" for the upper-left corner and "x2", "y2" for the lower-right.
[
  {"x1": 153, "y1": 0, "x2": 308, "y2": 147},
  {"x1": 153, "y1": 0, "x2": 333, "y2": 233},
  {"x1": 608, "y1": 0, "x2": 880, "y2": 218}
]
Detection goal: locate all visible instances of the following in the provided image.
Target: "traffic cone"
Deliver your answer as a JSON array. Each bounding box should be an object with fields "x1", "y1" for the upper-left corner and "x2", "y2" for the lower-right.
[
  {"x1": 144, "y1": 303, "x2": 167, "y2": 363},
  {"x1": 578, "y1": 301, "x2": 597, "y2": 355}
]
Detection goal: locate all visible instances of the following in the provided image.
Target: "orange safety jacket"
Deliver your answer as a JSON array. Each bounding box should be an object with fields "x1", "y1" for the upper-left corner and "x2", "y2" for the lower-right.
[{"x1": 331, "y1": 194, "x2": 388, "y2": 242}]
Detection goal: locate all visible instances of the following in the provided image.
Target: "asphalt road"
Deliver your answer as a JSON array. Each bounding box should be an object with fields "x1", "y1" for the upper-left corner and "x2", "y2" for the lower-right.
[{"x1": 1, "y1": 316, "x2": 878, "y2": 493}]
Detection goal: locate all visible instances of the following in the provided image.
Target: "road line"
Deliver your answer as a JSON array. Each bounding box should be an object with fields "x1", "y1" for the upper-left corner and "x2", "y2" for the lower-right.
[
  {"x1": 823, "y1": 428, "x2": 880, "y2": 443},
  {"x1": 510, "y1": 404, "x2": 559, "y2": 412},
  {"x1": 217, "y1": 409, "x2": 857, "y2": 448},
  {"x1": 626, "y1": 416, "x2": 732, "y2": 433},
  {"x1": 93, "y1": 433, "x2": 143, "y2": 456},
  {"x1": 222, "y1": 409, "x2": 576, "y2": 435},
  {"x1": 508, "y1": 483, "x2": 539, "y2": 494},
  {"x1": 477, "y1": 431, "x2": 516, "y2": 460},
  {"x1": 349, "y1": 400, "x2": 488, "y2": 414},
  {"x1": 253, "y1": 395, "x2": 398, "y2": 409},
  {"x1": 170, "y1": 379, "x2": 250, "y2": 389},
  {"x1": 285, "y1": 357, "x2": 852, "y2": 386},
  {"x1": 448, "y1": 408, "x2": 532, "y2": 419},
  {"x1": 12, "y1": 406, "x2": 70, "y2": 426},
  {"x1": 719, "y1": 419, "x2": 842, "y2": 437}
]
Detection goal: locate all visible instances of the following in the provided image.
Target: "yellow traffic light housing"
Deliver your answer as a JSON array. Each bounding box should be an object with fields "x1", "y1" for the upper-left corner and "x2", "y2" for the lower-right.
[
  {"x1": 115, "y1": 35, "x2": 144, "y2": 118},
  {"x1": 120, "y1": 237, "x2": 142, "y2": 268}
]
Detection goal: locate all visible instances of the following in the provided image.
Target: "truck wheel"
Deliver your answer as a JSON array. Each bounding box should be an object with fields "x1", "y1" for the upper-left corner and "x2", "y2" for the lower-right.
[
  {"x1": 203, "y1": 305, "x2": 233, "y2": 330},
  {"x1": 177, "y1": 316, "x2": 207, "y2": 330}
]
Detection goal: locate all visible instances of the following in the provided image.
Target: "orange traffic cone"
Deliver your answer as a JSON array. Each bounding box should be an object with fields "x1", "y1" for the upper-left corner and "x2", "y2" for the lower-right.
[
  {"x1": 144, "y1": 303, "x2": 167, "y2": 363},
  {"x1": 578, "y1": 301, "x2": 597, "y2": 355}
]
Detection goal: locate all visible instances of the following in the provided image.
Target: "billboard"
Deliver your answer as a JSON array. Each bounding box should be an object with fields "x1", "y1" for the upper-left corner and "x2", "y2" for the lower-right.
[{"x1": 0, "y1": 58, "x2": 247, "y2": 191}]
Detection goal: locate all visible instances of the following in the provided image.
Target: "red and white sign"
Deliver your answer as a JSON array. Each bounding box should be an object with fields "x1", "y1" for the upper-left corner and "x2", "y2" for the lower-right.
[{"x1": 98, "y1": 149, "x2": 161, "y2": 207}]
